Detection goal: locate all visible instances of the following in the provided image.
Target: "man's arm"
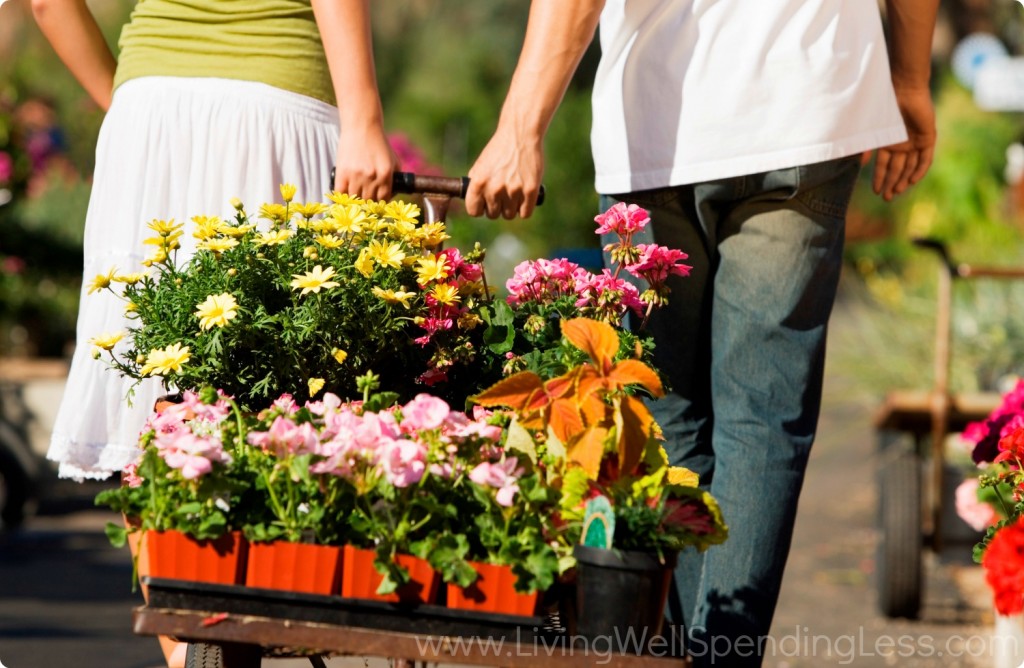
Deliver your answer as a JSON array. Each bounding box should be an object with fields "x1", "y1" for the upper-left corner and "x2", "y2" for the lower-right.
[
  {"x1": 466, "y1": 0, "x2": 605, "y2": 220},
  {"x1": 30, "y1": 0, "x2": 117, "y2": 111},
  {"x1": 312, "y1": 0, "x2": 397, "y2": 200},
  {"x1": 873, "y1": 0, "x2": 940, "y2": 201}
]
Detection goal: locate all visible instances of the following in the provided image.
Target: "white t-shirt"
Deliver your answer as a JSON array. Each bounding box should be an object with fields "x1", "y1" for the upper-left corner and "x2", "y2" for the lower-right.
[{"x1": 591, "y1": 0, "x2": 909, "y2": 194}]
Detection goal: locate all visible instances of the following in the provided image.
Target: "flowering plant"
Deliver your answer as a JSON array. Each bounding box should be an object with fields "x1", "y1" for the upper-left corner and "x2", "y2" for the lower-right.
[
  {"x1": 89, "y1": 194, "x2": 689, "y2": 411},
  {"x1": 97, "y1": 374, "x2": 567, "y2": 594},
  {"x1": 956, "y1": 378, "x2": 1024, "y2": 613},
  {"x1": 95, "y1": 388, "x2": 249, "y2": 548},
  {"x1": 473, "y1": 317, "x2": 727, "y2": 557}
]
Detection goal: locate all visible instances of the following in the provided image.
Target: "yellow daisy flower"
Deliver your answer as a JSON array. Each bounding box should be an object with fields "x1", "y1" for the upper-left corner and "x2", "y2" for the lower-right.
[
  {"x1": 331, "y1": 204, "x2": 369, "y2": 235},
  {"x1": 415, "y1": 222, "x2": 450, "y2": 248},
  {"x1": 113, "y1": 272, "x2": 148, "y2": 285},
  {"x1": 217, "y1": 222, "x2": 255, "y2": 238},
  {"x1": 353, "y1": 248, "x2": 375, "y2": 278},
  {"x1": 368, "y1": 239, "x2": 406, "y2": 269},
  {"x1": 331, "y1": 348, "x2": 348, "y2": 364},
  {"x1": 87, "y1": 268, "x2": 119, "y2": 294},
  {"x1": 388, "y1": 220, "x2": 418, "y2": 240},
  {"x1": 308, "y1": 377, "x2": 326, "y2": 397},
  {"x1": 195, "y1": 293, "x2": 239, "y2": 330},
  {"x1": 88, "y1": 331, "x2": 124, "y2": 351},
  {"x1": 279, "y1": 183, "x2": 297, "y2": 203},
  {"x1": 415, "y1": 256, "x2": 450, "y2": 285},
  {"x1": 371, "y1": 286, "x2": 417, "y2": 309},
  {"x1": 146, "y1": 219, "x2": 182, "y2": 236},
  {"x1": 430, "y1": 283, "x2": 461, "y2": 305},
  {"x1": 255, "y1": 229, "x2": 293, "y2": 246},
  {"x1": 191, "y1": 216, "x2": 223, "y2": 241},
  {"x1": 259, "y1": 203, "x2": 289, "y2": 225},
  {"x1": 384, "y1": 200, "x2": 421, "y2": 226},
  {"x1": 291, "y1": 265, "x2": 340, "y2": 295},
  {"x1": 140, "y1": 343, "x2": 191, "y2": 376},
  {"x1": 314, "y1": 234, "x2": 345, "y2": 249},
  {"x1": 197, "y1": 238, "x2": 240, "y2": 254},
  {"x1": 326, "y1": 191, "x2": 361, "y2": 206},
  {"x1": 363, "y1": 199, "x2": 388, "y2": 217},
  {"x1": 293, "y1": 202, "x2": 327, "y2": 220},
  {"x1": 142, "y1": 248, "x2": 168, "y2": 267},
  {"x1": 229, "y1": 197, "x2": 244, "y2": 211}
]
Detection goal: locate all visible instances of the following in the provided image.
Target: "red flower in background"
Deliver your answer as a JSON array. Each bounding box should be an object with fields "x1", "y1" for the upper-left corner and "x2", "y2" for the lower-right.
[{"x1": 983, "y1": 518, "x2": 1024, "y2": 615}]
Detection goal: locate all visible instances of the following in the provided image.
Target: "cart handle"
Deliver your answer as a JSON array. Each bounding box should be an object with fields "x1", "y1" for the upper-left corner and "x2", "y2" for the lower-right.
[
  {"x1": 912, "y1": 237, "x2": 1024, "y2": 280},
  {"x1": 329, "y1": 169, "x2": 545, "y2": 206}
]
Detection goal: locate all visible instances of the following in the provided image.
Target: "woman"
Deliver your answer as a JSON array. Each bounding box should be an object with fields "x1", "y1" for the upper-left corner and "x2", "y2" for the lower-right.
[{"x1": 31, "y1": 1, "x2": 397, "y2": 664}]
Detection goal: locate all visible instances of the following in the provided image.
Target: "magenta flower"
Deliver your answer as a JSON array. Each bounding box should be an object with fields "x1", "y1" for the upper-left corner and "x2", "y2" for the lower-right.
[
  {"x1": 594, "y1": 202, "x2": 650, "y2": 236},
  {"x1": 0, "y1": 152, "x2": 12, "y2": 183},
  {"x1": 625, "y1": 244, "x2": 692, "y2": 284},
  {"x1": 574, "y1": 268, "x2": 645, "y2": 321}
]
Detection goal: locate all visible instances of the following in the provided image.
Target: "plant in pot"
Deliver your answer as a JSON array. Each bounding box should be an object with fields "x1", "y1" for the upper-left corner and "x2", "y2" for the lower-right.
[
  {"x1": 237, "y1": 392, "x2": 357, "y2": 595},
  {"x1": 95, "y1": 388, "x2": 250, "y2": 586},
  {"x1": 441, "y1": 434, "x2": 564, "y2": 616},
  {"x1": 473, "y1": 317, "x2": 728, "y2": 648}
]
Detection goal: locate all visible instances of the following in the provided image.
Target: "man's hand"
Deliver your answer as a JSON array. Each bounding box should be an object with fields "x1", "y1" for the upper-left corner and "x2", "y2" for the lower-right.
[
  {"x1": 466, "y1": 128, "x2": 544, "y2": 220},
  {"x1": 872, "y1": 86, "x2": 936, "y2": 201}
]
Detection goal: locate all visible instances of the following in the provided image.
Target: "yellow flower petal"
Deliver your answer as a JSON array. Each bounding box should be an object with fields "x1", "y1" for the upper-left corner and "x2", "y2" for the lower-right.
[
  {"x1": 195, "y1": 293, "x2": 239, "y2": 330},
  {"x1": 308, "y1": 377, "x2": 325, "y2": 397}
]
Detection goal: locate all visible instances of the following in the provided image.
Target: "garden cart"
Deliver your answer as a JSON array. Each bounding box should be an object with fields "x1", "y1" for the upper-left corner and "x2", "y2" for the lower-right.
[{"x1": 874, "y1": 238, "x2": 1024, "y2": 619}]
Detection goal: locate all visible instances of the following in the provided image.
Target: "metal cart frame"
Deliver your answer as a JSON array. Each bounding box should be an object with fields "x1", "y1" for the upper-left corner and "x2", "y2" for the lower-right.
[{"x1": 874, "y1": 239, "x2": 1024, "y2": 619}]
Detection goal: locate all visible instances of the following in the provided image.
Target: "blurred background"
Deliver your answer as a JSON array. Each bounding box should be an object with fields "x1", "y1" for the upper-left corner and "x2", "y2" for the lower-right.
[{"x1": 3, "y1": 0, "x2": 1024, "y2": 665}]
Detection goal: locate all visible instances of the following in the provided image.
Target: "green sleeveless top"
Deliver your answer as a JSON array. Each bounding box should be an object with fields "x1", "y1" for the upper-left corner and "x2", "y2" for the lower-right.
[{"x1": 113, "y1": 0, "x2": 335, "y2": 106}]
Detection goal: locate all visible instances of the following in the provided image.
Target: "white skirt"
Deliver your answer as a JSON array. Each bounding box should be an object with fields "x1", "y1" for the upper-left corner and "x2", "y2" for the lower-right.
[{"x1": 48, "y1": 76, "x2": 340, "y2": 480}]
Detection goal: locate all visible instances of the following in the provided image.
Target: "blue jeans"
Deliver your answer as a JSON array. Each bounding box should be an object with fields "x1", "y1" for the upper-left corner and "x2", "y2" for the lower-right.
[{"x1": 602, "y1": 156, "x2": 860, "y2": 667}]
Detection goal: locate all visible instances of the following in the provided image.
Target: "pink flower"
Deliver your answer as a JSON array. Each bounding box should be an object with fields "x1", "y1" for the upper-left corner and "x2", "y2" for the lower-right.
[
  {"x1": 594, "y1": 202, "x2": 650, "y2": 236},
  {"x1": 469, "y1": 458, "x2": 523, "y2": 506},
  {"x1": 272, "y1": 394, "x2": 299, "y2": 414},
  {"x1": 574, "y1": 268, "x2": 645, "y2": 319},
  {"x1": 955, "y1": 478, "x2": 999, "y2": 532},
  {"x1": 401, "y1": 394, "x2": 450, "y2": 432},
  {"x1": 0, "y1": 152, "x2": 12, "y2": 183},
  {"x1": 625, "y1": 243, "x2": 692, "y2": 284},
  {"x1": 246, "y1": 416, "x2": 318, "y2": 457},
  {"x1": 159, "y1": 433, "x2": 227, "y2": 480},
  {"x1": 123, "y1": 461, "x2": 143, "y2": 488},
  {"x1": 179, "y1": 390, "x2": 231, "y2": 423},
  {"x1": 381, "y1": 439, "x2": 427, "y2": 487}
]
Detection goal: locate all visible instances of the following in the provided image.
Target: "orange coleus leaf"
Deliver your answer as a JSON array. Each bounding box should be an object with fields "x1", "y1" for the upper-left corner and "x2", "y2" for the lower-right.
[
  {"x1": 580, "y1": 392, "x2": 608, "y2": 426},
  {"x1": 618, "y1": 394, "x2": 658, "y2": 475},
  {"x1": 606, "y1": 359, "x2": 664, "y2": 397},
  {"x1": 544, "y1": 367, "x2": 581, "y2": 401},
  {"x1": 568, "y1": 425, "x2": 609, "y2": 478},
  {"x1": 548, "y1": 396, "x2": 585, "y2": 445},
  {"x1": 472, "y1": 371, "x2": 547, "y2": 412},
  {"x1": 562, "y1": 318, "x2": 618, "y2": 372}
]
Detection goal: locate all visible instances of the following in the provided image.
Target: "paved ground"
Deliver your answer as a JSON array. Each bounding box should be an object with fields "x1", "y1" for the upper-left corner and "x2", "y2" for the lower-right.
[{"x1": 0, "y1": 301, "x2": 1006, "y2": 667}]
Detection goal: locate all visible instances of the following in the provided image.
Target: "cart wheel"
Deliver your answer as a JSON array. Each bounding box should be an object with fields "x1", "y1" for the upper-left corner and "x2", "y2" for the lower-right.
[
  {"x1": 185, "y1": 642, "x2": 262, "y2": 667},
  {"x1": 876, "y1": 432, "x2": 923, "y2": 619}
]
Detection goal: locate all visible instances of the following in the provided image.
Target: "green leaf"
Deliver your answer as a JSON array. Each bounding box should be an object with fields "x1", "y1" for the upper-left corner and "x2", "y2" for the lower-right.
[{"x1": 104, "y1": 522, "x2": 128, "y2": 548}]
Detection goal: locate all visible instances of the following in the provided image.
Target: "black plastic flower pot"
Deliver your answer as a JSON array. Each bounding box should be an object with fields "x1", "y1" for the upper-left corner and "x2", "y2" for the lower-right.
[{"x1": 571, "y1": 544, "x2": 677, "y2": 654}]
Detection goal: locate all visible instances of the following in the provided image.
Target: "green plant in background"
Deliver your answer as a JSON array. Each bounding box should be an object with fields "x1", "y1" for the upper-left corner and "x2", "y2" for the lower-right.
[{"x1": 837, "y1": 72, "x2": 1024, "y2": 398}]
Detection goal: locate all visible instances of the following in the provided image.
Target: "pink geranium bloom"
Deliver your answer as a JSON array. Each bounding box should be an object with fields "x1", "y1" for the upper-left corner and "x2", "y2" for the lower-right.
[
  {"x1": 401, "y1": 394, "x2": 451, "y2": 432},
  {"x1": 469, "y1": 458, "x2": 523, "y2": 506},
  {"x1": 381, "y1": 439, "x2": 427, "y2": 487},
  {"x1": 246, "y1": 416, "x2": 318, "y2": 457},
  {"x1": 160, "y1": 433, "x2": 226, "y2": 480},
  {"x1": 625, "y1": 243, "x2": 692, "y2": 284},
  {"x1": 123, "y1": 461, "x2": 143, "y2": 488},
  {"x1": 594, "y1": 202, "x2": 650, "y2": 236},
  {"x1": 574, "y1": 268, "x2": 646, "y2": 318},
  {"x1": 955, "y1": 478, "x2": 999, "y2": 532}
]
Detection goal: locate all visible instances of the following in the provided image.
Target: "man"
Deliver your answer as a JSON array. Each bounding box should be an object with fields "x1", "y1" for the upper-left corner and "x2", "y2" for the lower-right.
[{"x1": 465, "y1": 2, "x2": 937, "y2": 665}]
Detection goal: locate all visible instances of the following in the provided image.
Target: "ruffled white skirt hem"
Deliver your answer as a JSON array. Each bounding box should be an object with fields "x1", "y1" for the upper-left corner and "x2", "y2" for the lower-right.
[{"x1": 48, "y1": 76, "x2": 339, "y2": 481}]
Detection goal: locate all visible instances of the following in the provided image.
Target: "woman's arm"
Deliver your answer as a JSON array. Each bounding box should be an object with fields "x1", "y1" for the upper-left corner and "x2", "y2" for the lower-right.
[
  {"x1": 30, "y1": 0, "x2": 117, "y2": 111},
  {"x1": 311, "y1": 0, "x2": 396, "y2": 201}
]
